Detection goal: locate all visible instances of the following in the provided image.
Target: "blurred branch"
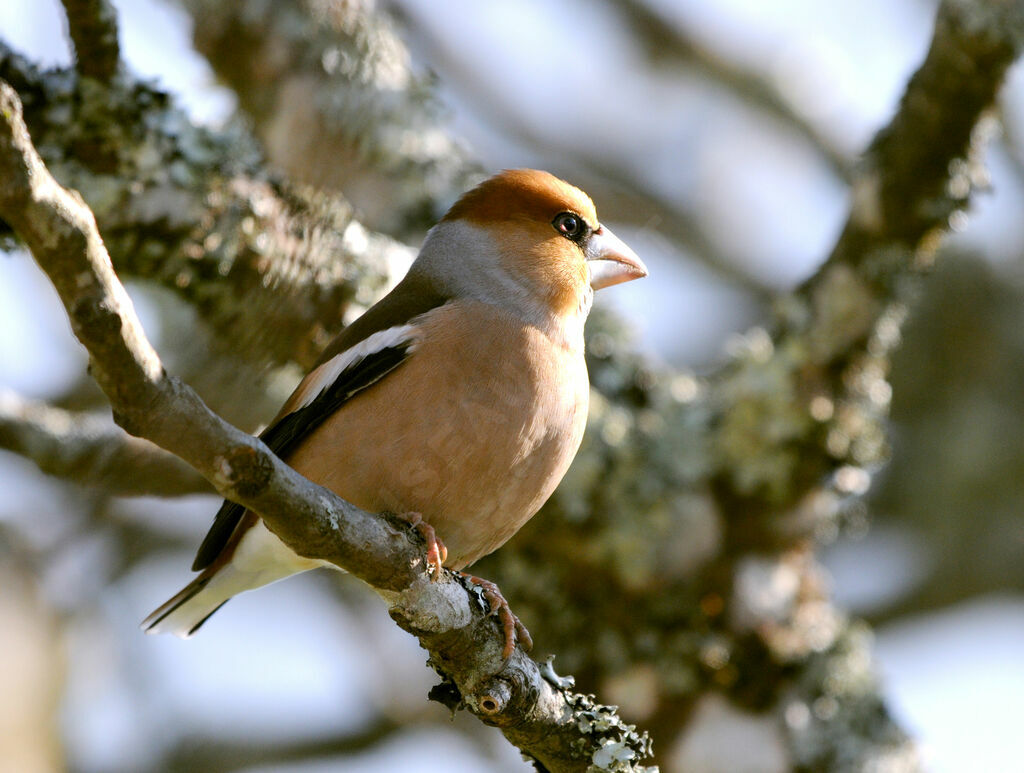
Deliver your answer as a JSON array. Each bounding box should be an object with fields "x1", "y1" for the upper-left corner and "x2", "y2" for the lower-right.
[
  {"x1": 59, "y1": 0, "x2": 120, "y2": 83},
  {"x1": 179, "y1": 0, "x2": 479, "y2": 237},
  {"x1": 816, "y1": 0, "x2": 1020, "y2": 277},
  {"x1": 386, "y1": 2, "x2": 775, "y2": 301},
  {"x1": 165, "y1": 706, "x2": 514, "y2": 772},
  {"x1": 165, "y1": 713, "x2": 417, "y2": 772},
  {"x1": 0, "y1": 80, "x2": 654, "y2": 772},
  {"x1": 603, "y1": 0, "x2": 852, "y2": 180},
  {"x1": 716, "y1": 0, "x2": 1023, "y2": 503},
  {"x1": 0, "y1": 391, "x2": 210, "y2": 496}
]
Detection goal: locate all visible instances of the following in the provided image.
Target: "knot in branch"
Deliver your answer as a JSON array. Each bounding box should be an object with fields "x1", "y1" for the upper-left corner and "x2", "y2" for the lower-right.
[
  {"x1": 214, "y1": 443, "x2": 274, "y2": 499},
  {"x1": 475, "y1": 679, "x2": 511, "y2": 716}
]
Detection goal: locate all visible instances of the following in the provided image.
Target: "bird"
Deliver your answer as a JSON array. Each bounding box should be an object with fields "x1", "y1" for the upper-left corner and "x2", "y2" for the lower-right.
[{"x1": 142, "y1": 169, "x2": 647, "y2": 657}]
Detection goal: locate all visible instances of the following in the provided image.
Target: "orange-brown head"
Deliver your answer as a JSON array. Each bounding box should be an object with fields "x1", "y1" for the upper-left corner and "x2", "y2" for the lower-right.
[{"x1": 414, "y1": 169, "x2": 646, "y2": 336}]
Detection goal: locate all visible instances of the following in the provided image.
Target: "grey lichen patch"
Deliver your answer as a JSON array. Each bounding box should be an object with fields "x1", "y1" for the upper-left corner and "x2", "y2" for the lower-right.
[
  {"x1": 211, "y1": 443, "x2": 274, "y2": 499},
  {"x1": 561, "y1": 691, "x2": 656, "y2": 772},
  {"x1": 730, "y1": 555, "x2": 802, "y2": 633},
  {"x1": 713, "y1": 338, "x2": 814, "y2": 501},
  {"x1": 540, "y1": 655, "x2": 576, "y2": 690},
  {"x1": 211, "y1": 453, "x2": 235, "y2": 489},
  {"x1": 808, "y1": 264, "x2": 879, "y2": 362}
]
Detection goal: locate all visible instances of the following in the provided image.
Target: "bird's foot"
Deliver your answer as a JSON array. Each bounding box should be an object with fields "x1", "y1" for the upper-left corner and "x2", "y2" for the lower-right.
[
  {"x1": 460, "y1": 573, "x2": 533, "y2": 659},
  {"x1": 395, "y1": 511, "x2": 447, "y2": 580}
]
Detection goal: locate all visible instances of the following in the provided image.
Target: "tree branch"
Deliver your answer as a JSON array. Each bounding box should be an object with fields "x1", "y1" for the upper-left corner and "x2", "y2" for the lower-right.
[
  {"x1": 819, "y1": 0, "x2": 1022, "y2": 276},
  {"x1": 600, "y1": 0, "x2": 852, "y2": 180},
  {"x1": 715, "y1": 0, "x2": 1024, "y2": 510},
  {"x1": 0, "y1": 391, "x2": 209, "y2": 496},
  {"x1": 0, "y1": 42, "x2": 410, "y2": 381},
  {"x1": 180, "y1": 0, "x2": 478, "y2": 238},
  {"x1": 60, "y1": 0, "x2": 120, "y2": 83},
  {"x1": 0, "y1": 79, "x2": 655, "y2": 772}
]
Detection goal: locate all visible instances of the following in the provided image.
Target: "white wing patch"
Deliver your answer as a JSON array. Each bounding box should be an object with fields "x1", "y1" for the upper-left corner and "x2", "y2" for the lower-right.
[{"x1": 291, "y1": 324, "x2": 418, "y2": 411}]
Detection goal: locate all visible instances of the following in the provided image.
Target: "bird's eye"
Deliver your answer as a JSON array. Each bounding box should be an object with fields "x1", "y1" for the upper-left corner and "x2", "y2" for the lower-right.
[{"x1": 553, "y1": 212, "x2": 586, "y2": 241}]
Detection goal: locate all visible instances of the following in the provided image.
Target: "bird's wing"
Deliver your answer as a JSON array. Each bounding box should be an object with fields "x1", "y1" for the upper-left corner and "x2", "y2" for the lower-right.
[{"x1": 191, "y1": 274, "x2": 449, "y2": 571}]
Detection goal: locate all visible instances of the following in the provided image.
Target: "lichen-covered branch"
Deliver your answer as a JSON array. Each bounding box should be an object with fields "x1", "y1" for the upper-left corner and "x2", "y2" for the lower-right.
[
  {"x1": 821, "y1": 0, "x2": 1022, "y2": 273},
  {"x1": 180, "y1": 0, "x2": 478, "y2": 238},
  {"x1": 0, "y1": 391, "x2": 209, "y2": 496},
  {"x1": 0, "y1": 79, "x2": 655, "y2": 773},
  {"x1": 0, "y1": 42, "x2": 410, "y2": 383},
  {"x1": 477, "y1": 2, "x2": 1023, "y2": 769},
  {"x1": 719, "y1": 0, "x2": 1024, "y2": 507}
]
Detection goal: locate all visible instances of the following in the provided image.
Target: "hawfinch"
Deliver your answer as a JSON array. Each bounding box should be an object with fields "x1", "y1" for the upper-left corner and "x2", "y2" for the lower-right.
[{"x1": 143, "y1": 169, "x2": 647, "y2": 655}]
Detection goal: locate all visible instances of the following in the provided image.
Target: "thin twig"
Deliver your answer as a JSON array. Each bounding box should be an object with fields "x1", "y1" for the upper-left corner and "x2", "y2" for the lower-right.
[{"x1": 601, "y1": 0, "x2": 853, "y2": 179}]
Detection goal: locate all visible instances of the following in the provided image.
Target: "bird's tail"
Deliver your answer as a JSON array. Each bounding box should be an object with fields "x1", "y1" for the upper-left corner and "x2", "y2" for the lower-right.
[
  {"x1": 142, "y1": 558, "x2": 315, "y2": 637},
  {"x1": 143, "y1": 518, "x2": 330, "y2": 637},
  {"x1": 141, "y1": 569, "x2": 234, "y2": 638}
]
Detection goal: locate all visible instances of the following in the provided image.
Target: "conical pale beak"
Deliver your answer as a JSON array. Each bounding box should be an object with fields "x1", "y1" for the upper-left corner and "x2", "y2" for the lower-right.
[{"x1": 585, "y1": 225, "x2": 648, "y2": 290}]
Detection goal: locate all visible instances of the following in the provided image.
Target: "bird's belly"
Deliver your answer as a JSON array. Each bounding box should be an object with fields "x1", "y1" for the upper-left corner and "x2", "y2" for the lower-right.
[
  {"x1": 285, "y1": 308, "x2": 589, "y2": 569},
  {"x1": 393, "y1": 406, "x2": 580, "y2": 568}
]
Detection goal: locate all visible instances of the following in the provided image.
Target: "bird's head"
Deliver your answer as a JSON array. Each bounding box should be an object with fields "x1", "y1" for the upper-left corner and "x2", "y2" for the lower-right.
[{"x1": 414, "y1": 169, "x2": 647, "y2": 333}]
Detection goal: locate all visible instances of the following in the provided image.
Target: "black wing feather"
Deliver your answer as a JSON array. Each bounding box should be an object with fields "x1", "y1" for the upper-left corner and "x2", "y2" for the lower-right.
[{"x1": 191, "y1": 342, "x2": 413, "y2": 571}]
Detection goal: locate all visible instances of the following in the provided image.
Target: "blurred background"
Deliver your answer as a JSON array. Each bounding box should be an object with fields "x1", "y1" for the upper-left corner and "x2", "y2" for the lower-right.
[{"x1": 1, "y1": 0, "x2": 1023, "y2": 771}]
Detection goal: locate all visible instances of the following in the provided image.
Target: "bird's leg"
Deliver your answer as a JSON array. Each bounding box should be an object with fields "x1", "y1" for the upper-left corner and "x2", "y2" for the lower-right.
[
  {"x1": 459, "y1": 573, "x2": 533, "y2": 659},
  {"x1": 395, "y1": 511, "x2": 447, "y2": 580}
]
